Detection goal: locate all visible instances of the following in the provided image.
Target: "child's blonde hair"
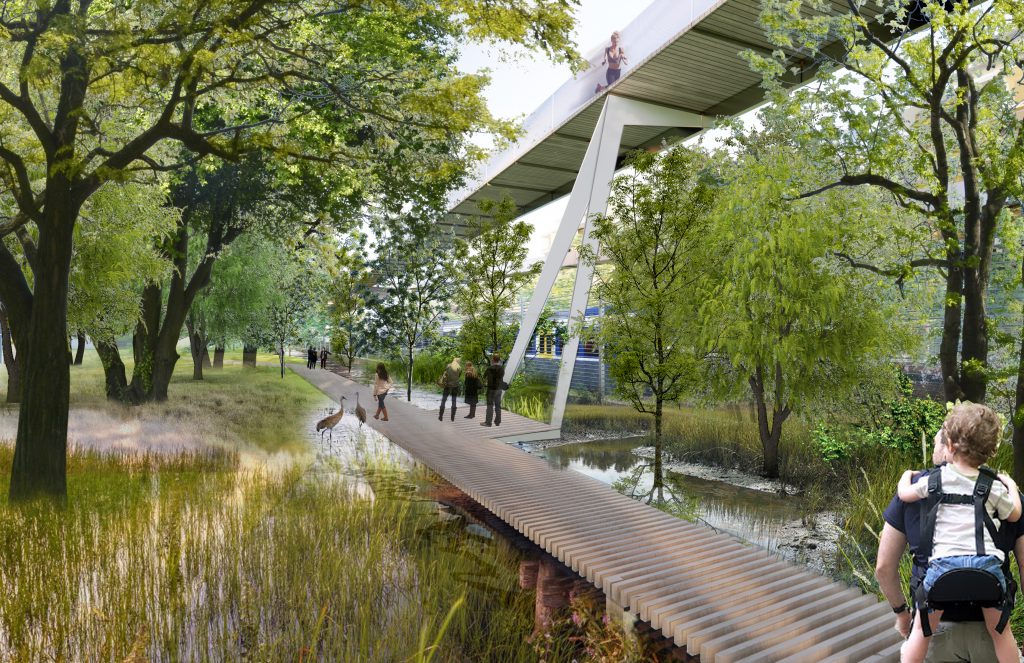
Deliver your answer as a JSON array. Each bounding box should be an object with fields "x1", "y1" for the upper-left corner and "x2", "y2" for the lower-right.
[
  {"x1": 944, "y1": 403, "x2": 1001, "y2": 467},
  {"x1": 465, "y1": 362, "x2": 477, "y2": 379}
]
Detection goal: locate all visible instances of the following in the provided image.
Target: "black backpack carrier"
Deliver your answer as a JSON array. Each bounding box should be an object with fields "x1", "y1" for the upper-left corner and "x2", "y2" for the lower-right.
[{"x1": 912, "y1": 465, "x2": 1016, "y2": 637}]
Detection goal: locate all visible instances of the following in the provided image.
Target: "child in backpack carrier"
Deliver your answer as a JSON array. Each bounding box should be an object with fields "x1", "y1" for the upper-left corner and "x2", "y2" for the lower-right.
[{"x1": 897, "y1": 403, "x2": 1021, "y2": 663}]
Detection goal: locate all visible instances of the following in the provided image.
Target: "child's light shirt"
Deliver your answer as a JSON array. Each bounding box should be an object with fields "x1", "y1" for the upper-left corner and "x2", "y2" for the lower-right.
[
  {"x1": 373, "y1": 376, "x2": 392, "y2": 396},
  {"x1": 911, "y1": 464, "x2": 1015, "y2": 562}
]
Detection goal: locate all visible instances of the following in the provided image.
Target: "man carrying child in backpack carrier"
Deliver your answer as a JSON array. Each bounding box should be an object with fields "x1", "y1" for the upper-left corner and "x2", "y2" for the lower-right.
[{"x1": 896, "y1": 403, "x2": 1022, "y2": 663}]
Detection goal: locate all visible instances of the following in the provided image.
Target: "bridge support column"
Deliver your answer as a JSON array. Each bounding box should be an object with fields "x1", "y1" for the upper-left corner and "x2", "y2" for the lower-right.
[
  {"x1": 534, "y1": 557, "x2": 576, "y2": 632},
  {"x1": 503, "y1": 96, "x2": 708, "y2": 429}
]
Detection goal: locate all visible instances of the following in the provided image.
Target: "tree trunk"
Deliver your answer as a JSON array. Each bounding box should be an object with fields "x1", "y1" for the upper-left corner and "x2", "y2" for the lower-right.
[
  {"x1": 186, "y1": 318, "x2": 205, "y2": 381},
  {"x1": 213, "y1": 346, "x2": 225, "y2": 369},
  {"x1": 0, "y1": 305, "x2": 20, "y2": 403},
  {"x1": 129, "y1": 282, "x2": 162, "y2": 402},
  {"x1": 1013, "y1": 254, "x2": 1024, "y2": 485},
  {"x1": 652, "y1": 397, "x2": 664, "y2": 504},
  {"x1": 279, "y1": 342, "x2": 285, "y2": 379},
  {"x1": 93, "y1": 337, "x2": 135, "y2": 403},
  {"x1": 242, "y1": 344, "x2": 257, "y2": 368},
  {"x1": 73, "y1": 330, "x2": 85, "y2": 365},
  {"x1": 9, "y1": 207, "x2": 77, "y2": 502},
  {"x1": 128, "y1": 209, "x2": 227, "y2": 401},
  {"x1": 407, "y1": 346, "x2": 414, "y2": 401},
  {"x1": 939, "y1": 249, "x2": 965, "y2": 403},
  {"x1": 749, "y1": 364, "x2": 790, "y2": 479},
  {"x1": 960, "y1": 263, "x2": 988, "y2": 403}
]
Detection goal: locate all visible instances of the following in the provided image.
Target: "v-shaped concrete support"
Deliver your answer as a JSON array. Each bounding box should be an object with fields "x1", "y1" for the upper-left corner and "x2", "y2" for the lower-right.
[{"x1": 504, "y1": 96, "x2": 709, "y2": 429}]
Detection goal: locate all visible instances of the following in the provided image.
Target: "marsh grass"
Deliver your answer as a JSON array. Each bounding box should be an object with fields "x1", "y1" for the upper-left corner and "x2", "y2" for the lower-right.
[
  {"x1": 0, "y1": 352, "x2": 572, "y2": 661},
  {"x1": 564, "y1": 403, "x2": 821, "y2": 486},
  {"x1": 0, "y1": 446, "x2": 553, "y2": 661}
]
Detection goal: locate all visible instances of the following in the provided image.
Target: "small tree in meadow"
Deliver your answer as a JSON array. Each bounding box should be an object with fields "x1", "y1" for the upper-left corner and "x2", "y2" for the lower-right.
[{"x1": 581, "y1": 148, "x2": 718, "y2": 502}]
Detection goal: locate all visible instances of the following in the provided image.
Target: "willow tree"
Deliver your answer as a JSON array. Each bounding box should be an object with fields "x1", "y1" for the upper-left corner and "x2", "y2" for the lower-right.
[
  {"x1": 702, "y1": 138, "x2": 909, "y2": 478},
  {"x1": 581, "y1": 148, "x2": 718, "y2": 502},
  {"x1": 756, "y1": 0, "x2": 1024, "y2": 404},
  {"x1": 0, "y1": 0, "x2": 579, "y2": 500}
]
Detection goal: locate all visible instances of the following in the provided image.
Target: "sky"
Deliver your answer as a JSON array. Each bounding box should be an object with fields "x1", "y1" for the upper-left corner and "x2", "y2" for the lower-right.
[{"x1": 455, "y1": 0, "x2": 657, "y2": 265}]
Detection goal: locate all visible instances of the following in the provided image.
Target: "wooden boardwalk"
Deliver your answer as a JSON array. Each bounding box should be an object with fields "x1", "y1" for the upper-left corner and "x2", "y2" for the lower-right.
[{"x1": 294, "y1": 365, "x2": 902, "y2": 662}]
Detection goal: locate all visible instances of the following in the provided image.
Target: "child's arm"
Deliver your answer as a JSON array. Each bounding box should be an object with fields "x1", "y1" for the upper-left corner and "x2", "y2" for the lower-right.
[
  {"x1": 997, "y1": 473, "x2": 1022, "y2": 522},
  {"x1": 897, "y1": 470, "x2": 925, "y2": 503}
]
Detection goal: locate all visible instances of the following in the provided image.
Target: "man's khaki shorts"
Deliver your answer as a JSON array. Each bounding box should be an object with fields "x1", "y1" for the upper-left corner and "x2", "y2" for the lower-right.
[{"x1": 923, "y1": 621, "x2": 1021, "y2": 662}]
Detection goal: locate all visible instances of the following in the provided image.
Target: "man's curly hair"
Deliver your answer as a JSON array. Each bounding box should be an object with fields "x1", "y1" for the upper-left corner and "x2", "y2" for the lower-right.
[{"x1": 944, "y1": 403, "x2": 1001, "y2": 467}]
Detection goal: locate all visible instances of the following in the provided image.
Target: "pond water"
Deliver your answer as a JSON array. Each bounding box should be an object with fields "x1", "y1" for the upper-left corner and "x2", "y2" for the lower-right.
[{"x1": 534, "y1": 437, "x2": 812, "y2": 556}]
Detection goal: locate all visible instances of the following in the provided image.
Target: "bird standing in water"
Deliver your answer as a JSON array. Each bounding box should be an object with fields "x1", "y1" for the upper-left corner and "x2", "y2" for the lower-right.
[
  {"x1": 354, "y1": 393, "x2": 367, "y2": 427},
  {"x1": 316, "y1": 397, "x2": 346, "y2": 441}
]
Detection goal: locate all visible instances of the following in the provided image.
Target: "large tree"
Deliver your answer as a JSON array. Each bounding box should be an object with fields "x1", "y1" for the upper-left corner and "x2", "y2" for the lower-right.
[
  {"x1": 581, "y1": 148, "x2": 717, "y2": 501},
  {"x1": 454, "y1": 197, "x2": 541, "y2": 365},
  {"x1": 0, "y1": 0, "x2": 579, "y2": 500},
  {"x1": 755, "y1": 0, "x2": 1024, "y2": 404}
]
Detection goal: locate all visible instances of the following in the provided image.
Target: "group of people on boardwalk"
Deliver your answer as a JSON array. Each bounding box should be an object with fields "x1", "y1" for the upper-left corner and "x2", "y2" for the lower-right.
[
  {"x1": 306, "y1": 347, "x2": 329, "y2": 370},
  {"x1": 437, "y1": 354, "x2": 505, "y2": 427},
  {"x1": 879, "y1": 402, "x2": 1023, "y2": 662}
]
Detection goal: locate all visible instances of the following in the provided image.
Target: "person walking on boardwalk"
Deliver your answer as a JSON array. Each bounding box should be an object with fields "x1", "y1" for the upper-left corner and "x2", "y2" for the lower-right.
[
  {"x1": 319, "y1": 348, "x2": 329, "y2": 369},
  {"x1": 463, "y1": 361, "x2": 482, "y2": 419},
  {"x1": 438, "y1": 357, "x2": 462, "y2": 421},
  {"x1": 373, "y1": 363, "x2": 392, "y2": 421},
  {"x1": 481, "y1": 353, "x2": 505, "y2": 427}
]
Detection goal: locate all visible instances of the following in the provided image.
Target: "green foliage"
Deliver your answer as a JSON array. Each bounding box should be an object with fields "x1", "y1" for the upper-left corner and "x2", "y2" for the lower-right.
[
  {"x1": 699, "y1": 131, "x2": 912, "y2": 475},
  {"x1": 583, "y1": 148, "x2": 717, "y2": 436},
  {"x1": 453, "y1": 197, "x2": 541, "y2": 364},
  {"x1": 68, "y1": 182, "x2": 177, "y2": 341},
  {"x1": 754, "y1": 0, "x2": 1024, "y2": 402},
  {"x1": 191, "y1": 235, "x2": 289, "y2": 348}
]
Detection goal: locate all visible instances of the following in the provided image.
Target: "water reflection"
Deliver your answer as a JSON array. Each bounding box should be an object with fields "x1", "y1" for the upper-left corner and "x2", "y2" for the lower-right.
[{"x1": 538, "y1": 438, "x2": 808, "y2": 553}]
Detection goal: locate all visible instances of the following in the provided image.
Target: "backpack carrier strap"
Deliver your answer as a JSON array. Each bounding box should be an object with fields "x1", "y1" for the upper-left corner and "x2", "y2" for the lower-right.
[
  {"x1": 915, "y1": 466, "x2": 1013, "y2": 636},
  {"x1": 977, "y1": 467, "x2": 1014, "y2": 634},
  {"x1": 916, "y1": 471, "x2": 944, "y2": 637}
]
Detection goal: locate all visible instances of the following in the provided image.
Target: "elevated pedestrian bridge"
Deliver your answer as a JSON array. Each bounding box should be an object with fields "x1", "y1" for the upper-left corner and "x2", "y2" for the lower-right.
[
  {"x1": 444, "y1": 0, "x2": 893, "y2": 432},
  {"x1": 295, "y1": 365, "x2": 902, "y2": 661}
]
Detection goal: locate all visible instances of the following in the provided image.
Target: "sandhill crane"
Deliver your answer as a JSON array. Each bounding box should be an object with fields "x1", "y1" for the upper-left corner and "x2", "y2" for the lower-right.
[
  {"x1": 316, "y1": 396, "x2": 346, "y2": 441},
  {"x1": 354, "y1": 393, "x2": 367, "y2": 427}
]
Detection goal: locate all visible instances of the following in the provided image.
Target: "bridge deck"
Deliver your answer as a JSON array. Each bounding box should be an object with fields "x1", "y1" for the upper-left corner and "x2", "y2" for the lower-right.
[{"x1": 294, "y1": 365, "x2": 901, "y2": 662}]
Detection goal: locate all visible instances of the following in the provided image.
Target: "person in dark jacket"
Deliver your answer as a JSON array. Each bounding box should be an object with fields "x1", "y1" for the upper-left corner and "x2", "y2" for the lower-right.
[
  {"x1": 319, "y1": 348, "x2": 329, "y2": 369},
  {"x1": 438, "y1": 357, "x2": 462, "y2": 421},
  {"x1": 481, "y1": 353, "x2": 505, "y2": 427},
  {"x1": 463, "y1": 361, "x2": 482, "y2": 419},
  {"x1": 307, "y1": 347, "x2": 316, "y2": 369}
]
